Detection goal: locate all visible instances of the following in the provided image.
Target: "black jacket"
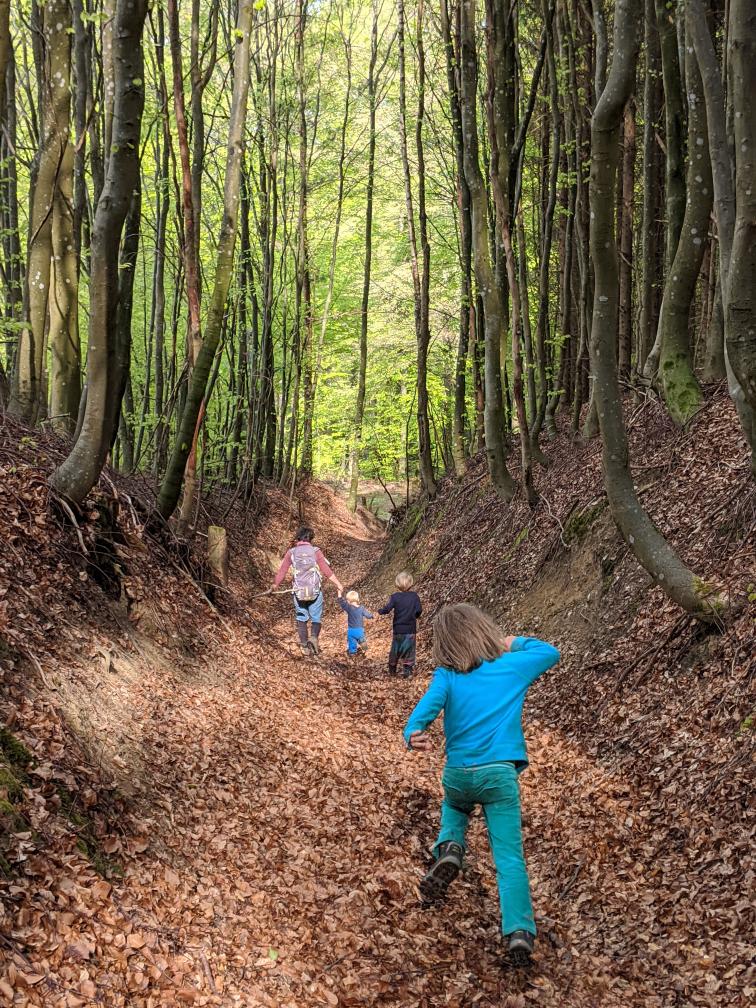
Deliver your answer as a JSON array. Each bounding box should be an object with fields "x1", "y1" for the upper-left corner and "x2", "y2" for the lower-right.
[{"x1": 378, "y1": 591, "x2": 422, "y2": 635}]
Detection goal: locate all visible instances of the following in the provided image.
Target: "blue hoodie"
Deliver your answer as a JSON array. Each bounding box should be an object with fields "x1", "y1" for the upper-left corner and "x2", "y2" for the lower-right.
[{"x1": 403, "y1": 637, "x2": 560, "y2": 771}]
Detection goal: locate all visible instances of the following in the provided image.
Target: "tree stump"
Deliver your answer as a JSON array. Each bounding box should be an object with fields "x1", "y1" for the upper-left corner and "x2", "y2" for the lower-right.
[{"x1": 207, "y1": 526, "x2": 229, "y2": 589}]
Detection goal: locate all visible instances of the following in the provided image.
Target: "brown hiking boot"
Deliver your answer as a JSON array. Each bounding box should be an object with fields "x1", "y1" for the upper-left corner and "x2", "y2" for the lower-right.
[{"x1": 419, "y1": 841, "x2": 463, "y2": 902}]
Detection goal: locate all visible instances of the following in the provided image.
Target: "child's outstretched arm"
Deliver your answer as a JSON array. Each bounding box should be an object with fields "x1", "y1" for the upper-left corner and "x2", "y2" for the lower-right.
[
  {"x1": 377, "y1": 598, "x2": 394, "y2": 615},
  {"x1": 506, "y1": 636, "x2": 560, "y2": 685},
  {"x1": 403, "y1": 670, "x2": 448, "y2": 750}
]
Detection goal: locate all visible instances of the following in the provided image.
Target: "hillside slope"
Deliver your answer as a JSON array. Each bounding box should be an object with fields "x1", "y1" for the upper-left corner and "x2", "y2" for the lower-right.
[{"x1": 365, "y1": 388, "x2": 754, "y2": 1003}]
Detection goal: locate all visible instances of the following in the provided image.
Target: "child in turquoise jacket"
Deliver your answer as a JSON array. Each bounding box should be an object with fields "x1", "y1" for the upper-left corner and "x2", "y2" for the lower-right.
[{"x1": 404, "y1": 602, "x2": 559, "y2": 965}]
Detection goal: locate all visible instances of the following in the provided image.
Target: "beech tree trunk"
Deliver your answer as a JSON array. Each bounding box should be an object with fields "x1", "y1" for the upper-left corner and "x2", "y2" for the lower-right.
[
  {"x1": 348, "y1": 3, "x2": 376, "y2": 510},
  {"x1": 157, "y1": 0, "x2": 254, "y2": 520},
  {"x1": 688, "y1": 0, "x2": 756, "y2": 469},
  {"x1": 617, "y1": 99, "x2": 635, "y2": 380},
  {"x1": 49, "y1": 0, "x2": 148, "y2": 502},
  {"x1": 589, "y1": 0, "x2": 721, "y2": 618},
  {"x1": 296, "y1": 0, "x2": 315, "y2": 478},
  {"x1": 658, "y1": 31, "x2": 710, "y2": 425},
  {"x1": 459, "y1": 0, "x2": 515, "y2": 499},
  {"x1": 726, "y1": 0, "x2": 756, "y2": 462},
  {"x1": 638, "y1": 0, "x2": 662, "y2": 372},
  {"x1": 398, "y1": 0, "x2": 435, "y2": 498},
  {"x1": 644, "y1": 0, "x2": 687, "y2": 379},
  {"x1": 441, "y1": 0, "x2": 470, "y2": 476}
]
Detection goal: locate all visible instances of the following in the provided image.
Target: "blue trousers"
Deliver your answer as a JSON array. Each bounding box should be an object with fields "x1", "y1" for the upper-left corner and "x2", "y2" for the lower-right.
[
  {"x1": 347, "y1": 626, "x2": 365, "y2": 654},
  {"x1": 435, "y1": 762, "x2": 535, "y2": 936},
  {"x1": 293, "y1": 591, "x2": 323, "y2": 623}
]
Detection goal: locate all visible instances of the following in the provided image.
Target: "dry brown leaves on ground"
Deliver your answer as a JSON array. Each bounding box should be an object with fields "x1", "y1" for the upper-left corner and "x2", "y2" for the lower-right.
[{"x1": 1, "y1": 398, "x2": 754, "y2": 1006}]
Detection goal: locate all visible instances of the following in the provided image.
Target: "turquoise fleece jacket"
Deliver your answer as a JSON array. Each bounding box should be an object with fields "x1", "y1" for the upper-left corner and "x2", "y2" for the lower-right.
[{"x1": 403, "y1": 637, "x2": 560, "y2": 770}]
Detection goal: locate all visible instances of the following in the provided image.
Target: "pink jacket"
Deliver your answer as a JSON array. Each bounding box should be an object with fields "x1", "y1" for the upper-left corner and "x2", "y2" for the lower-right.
[{"x1": 273, "y1": 542, "x2": 334, "y2": 588}]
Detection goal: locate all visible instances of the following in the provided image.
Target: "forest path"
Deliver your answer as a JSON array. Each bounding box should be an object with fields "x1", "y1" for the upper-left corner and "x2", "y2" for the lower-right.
[{"x1": 104, "y1": 522, "x2": 720, "y2": 1008}]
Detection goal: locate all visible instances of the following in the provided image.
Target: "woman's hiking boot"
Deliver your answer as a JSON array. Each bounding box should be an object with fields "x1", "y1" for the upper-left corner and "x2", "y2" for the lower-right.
[
  {"x1": 299, "y1": 641, "x2": 312, "y2": 658},
  {"x1": 309, "y1": 637, "x2": 321, "y2": 656},
  {"x1": 506, "y1": 930, "x2": 534, "y2": 967},
  {"x1": 419, "y1": 841, "x2": 463, "y2": 902}
]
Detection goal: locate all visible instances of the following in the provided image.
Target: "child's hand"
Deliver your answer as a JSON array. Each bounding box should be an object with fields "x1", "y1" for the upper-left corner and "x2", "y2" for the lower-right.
[
  {"x1": 408, "y1": 731, "x2": 431, "y2": 752},
  {"x1": 503, "y1": 635, "x2": 516, "y2": 652}
]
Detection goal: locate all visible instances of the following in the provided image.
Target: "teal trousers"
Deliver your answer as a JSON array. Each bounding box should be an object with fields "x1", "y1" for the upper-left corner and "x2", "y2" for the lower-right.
[{"x1": 435, "y1": 762, "x2": 535, "y2": 936}]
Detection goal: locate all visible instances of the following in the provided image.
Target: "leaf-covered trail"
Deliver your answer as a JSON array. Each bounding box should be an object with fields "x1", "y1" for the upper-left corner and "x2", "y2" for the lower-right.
[{"x1": 84, "y1": 520, "x2": 737, "y2": 1008}]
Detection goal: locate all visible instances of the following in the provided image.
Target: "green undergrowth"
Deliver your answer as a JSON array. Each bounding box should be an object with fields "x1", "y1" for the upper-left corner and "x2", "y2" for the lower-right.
[
  {"x1": 563, "y1": 499, "x2": 607, "y2": 546},
  {"x1": 0, "y1": 729, "x2": 32, "y2": 875},
  {"x1": 56, "y1": 782, "x2": 123, "y2": 879}
]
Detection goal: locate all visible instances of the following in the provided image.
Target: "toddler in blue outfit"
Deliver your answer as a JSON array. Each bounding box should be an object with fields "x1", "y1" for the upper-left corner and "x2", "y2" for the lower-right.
[
  {"x1": 404, "y1": 602, "x2": 559, "y2": 966},
  {"x1": 337, "y1": 590, "x2": 374, "y2": 656}
]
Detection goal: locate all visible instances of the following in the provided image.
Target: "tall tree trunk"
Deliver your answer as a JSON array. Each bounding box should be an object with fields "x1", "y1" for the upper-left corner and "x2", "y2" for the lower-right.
[
  {"x1": 168, "y1": 0, "x2": 203, "y2": 526},
  {"x1": 589, "y1": 0, "x2": 720, "y2": 618},
  {"x1": 441, "y1": 0, "x2": 471, "y2": 476},
  {"x1": 49, "y1": 0, "x2": 148, "y2": 501},
  {"x1": 348, "y1": 2, "x2": 377, "y2": 510},
  {"x1": 459, "y1": 0, "x2": 516, "y2": 499},
  {"x1": 397, "y1": 0, "x2": 435, "y2": 497},
  {"x1": 157, "y1": 0, "x2": 254, "y2": 520},
  {"x1": 638, "y1": 0, "x2": 662, "y2": 372},
  {"x1": 153, "y1": 12, "x2": 171, "y2": 477},
  {"x1": 10, "y1": 1, "x2": 58, "y2": 422},
  {"x1": 48, "y1": 0, "x2": 80, "y2": 433},
  {"x1": 296, "y1": 0, "x2": 315, "y2": 478},
  {"x1": 655, "y1": 0, "x2": 686, "y2": 267},
  {"x1": 1, "y1": 32, "x2": 23, "y2": 397},
  {"x1": 726, "y1": 0, "x2": 756, "y2": 463},
  {"x1": 531, "y1": 1, "x2": 561, "y2": 444},
  {"x1": 688, "y1": 0, "x2": 756, "y2": 468},
  {"x1": 617, "y1": 99, "x2": 635, "y2": 380},
  {"x1": 644, "y1": 0, "x2": 687, "y2": 379},
  {"x1": 658, "y1": 32, "x2": 710, "y2": 424}
]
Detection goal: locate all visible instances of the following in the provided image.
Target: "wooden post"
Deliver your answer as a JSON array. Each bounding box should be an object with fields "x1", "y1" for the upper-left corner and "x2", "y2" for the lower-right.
[{"x1": 207, "y1": 526, "x2": 229, "y2": 588}]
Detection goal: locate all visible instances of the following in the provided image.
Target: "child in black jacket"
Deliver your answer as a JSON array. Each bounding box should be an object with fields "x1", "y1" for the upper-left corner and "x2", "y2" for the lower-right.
[{"x1": 378, "y1": 571, "x2": 422, "y2": 677}]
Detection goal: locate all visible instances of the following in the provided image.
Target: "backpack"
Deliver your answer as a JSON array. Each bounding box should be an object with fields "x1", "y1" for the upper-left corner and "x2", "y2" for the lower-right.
[{"x1": 290, "y1": 543, "x2": 322, "y2": 602}]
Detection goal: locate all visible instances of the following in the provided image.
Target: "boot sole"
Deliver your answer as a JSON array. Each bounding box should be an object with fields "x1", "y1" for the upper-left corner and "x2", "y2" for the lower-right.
[
  {"x1": 508, "y1": 947, "x2": 532, "y2": 968},
  {"x1": 419, "y1": 858, "x2": 460, "y2": 902}
]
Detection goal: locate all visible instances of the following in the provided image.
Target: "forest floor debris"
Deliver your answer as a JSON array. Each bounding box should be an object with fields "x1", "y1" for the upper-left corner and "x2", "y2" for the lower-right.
[{"x1": 0, "y1": 397, "x2": 754, "y2": 1007}]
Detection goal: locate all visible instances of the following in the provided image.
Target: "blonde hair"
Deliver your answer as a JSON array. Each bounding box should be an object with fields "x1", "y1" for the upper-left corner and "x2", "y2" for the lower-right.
[
  {"x1": 346, "y1": 590, "x2": 360, "y2": 604},
  {"x1": 432, "y1": 603, "x2": 506, "y2": 673},
  {"x1": 395, "y1": 571, "x2": 414, "y2": 591}
]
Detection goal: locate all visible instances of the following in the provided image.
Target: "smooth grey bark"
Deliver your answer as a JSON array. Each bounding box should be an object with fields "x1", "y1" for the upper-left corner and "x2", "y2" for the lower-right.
[
  {"x1": 459, "y1": 0, "x2": 516, "y2": 499},
  {"x1": 49, "y1": 0, "x2": 148, "y2": 502},
  {"x1": 655, "y1": 0, "x2": 686, "y2": 267},
  {"x1": 441, "y1": 0, "x2": 471, "y2": 476},
  {"x1": 531, "y1": 1, "x2": 561, "y2": 444},
  {"x1": 348, "y1": 3, "x2": 375, "y2": 509},
  {"x1": 658, "y1": 31, "x2": 711, "y2": 424},
  {"x1": 48, "y1": 0, "x2": 81, "y2": 433},
  {"x1": 726, "y1": 0, "x2": 756, "y2": 462},
  {"x1": 617, "y1": 99, "x2": 635, "y2": 380},
  {"x1": 157, "y1": 0, "x2": 254, "y2": 520},
  {"x1": 639, "y1": 0, "x2": 662, "y2": 372},
  {"x1": 589, "y1": 0, "x2": 722, "y2": 618},
  {"x1": 688, "y1": 0, "x2": 756, "y2": 468},
  {"x1": 397, "y1": 0, "x2": 435, "y2": 498},
  {"x1": 644, "y1": 0, "x2": 687, "y2": 379}
]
